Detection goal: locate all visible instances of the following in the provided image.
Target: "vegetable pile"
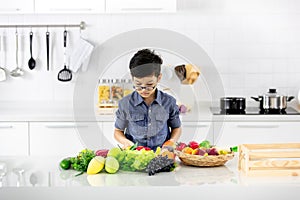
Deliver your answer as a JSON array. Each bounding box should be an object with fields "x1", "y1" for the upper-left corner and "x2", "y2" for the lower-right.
[{"x1": 59, "y1": 140, "x2": 178, "y2": 176}]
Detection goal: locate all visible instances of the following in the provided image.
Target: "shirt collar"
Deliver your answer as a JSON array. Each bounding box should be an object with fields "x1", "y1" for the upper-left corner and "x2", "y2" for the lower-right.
[{"x1": 132, "y1": 90, "x2": 163, "y2": 106}]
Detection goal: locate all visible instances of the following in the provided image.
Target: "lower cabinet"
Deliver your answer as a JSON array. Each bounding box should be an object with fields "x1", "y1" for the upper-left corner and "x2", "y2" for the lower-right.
[
  {"x1": 180, "y1": 122, "x2": 213, "y2": 143},
  {"x1": 0, "y1": 122, "x2": 29, "y2": 156},
  {"x1": 29, "y1": 122, "x2": 100, "y2": 156},
  {"x1": 100, "y1": 121, "x2": 214, "y2": 146},
  {"x1": 214, "y1": 121, "x2": 300, "y2": 147}
]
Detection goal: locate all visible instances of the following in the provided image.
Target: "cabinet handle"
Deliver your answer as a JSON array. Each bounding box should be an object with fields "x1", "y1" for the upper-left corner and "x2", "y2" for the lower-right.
[
  {"x1": 49, "y1": 8, "x2": 92, "y2": 11},
  {"x1": 45, "y1": 124, "x2": 88, "y2": 129},
  {"x1": 121, "y1": 8, "x2": 163, "y2": 11},
  {"x1": 0, "y1": 8, "x2": 21, "y2": 12},
  {"x1": 236, "y1": 124, "x2": 279, "y2": 128},
  {"x1": 0, "y1": 125, "x2": 13, "y2": 129}
]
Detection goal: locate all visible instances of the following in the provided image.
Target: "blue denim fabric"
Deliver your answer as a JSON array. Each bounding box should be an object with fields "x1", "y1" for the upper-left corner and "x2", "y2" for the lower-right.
[{"x1": 115, "y1": 89, "x2": 181, "y2": 150}]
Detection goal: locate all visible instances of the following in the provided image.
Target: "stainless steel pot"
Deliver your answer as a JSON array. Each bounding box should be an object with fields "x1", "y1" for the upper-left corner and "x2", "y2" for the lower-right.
[{"x1": 251, "y1": 88, "x2": 294, "y2": 110}]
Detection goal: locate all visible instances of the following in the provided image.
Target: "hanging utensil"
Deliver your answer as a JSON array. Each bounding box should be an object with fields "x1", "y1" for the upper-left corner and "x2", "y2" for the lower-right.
[
  {"x1": 0, "y1": 35, "x2": 6, "y2": 81},
  {"x1": 58, "y1": 30, "x2": 72, "y2": 82},
  {"x1": 46, "y1": 30, "x2": 50, "y2": 71},
  {"x1": 28, "y1": 31, "x2": 36, "y2": 70},
  {"x1": 10, "y1": 30, "x2": 24, "y2": 77}
]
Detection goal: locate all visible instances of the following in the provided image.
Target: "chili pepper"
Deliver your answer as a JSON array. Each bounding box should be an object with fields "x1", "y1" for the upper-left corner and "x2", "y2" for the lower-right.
[
  {"x1": 144, "y1": 147, "x2": 151, "y2": 151},
  {"x1": 136, "y1": 146, "x2": 144, "y2": 151}
]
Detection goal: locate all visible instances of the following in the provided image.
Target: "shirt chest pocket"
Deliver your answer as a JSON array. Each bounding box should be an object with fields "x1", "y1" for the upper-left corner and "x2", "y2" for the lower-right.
[
  {"x1": 150, "y1": 110, "x2": 169, "y2": 136},
  {"x1": 129, "y1": 114, "x2": 145, "y2": 127}
]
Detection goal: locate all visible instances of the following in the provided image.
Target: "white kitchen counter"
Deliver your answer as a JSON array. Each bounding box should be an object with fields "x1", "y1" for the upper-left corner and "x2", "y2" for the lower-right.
[
  {"x1": 0, "y1": 101, "x2": 300, "y2": 122},
  {"x1": 0, "y1": 155, "x2": 299, "y2": 200}
]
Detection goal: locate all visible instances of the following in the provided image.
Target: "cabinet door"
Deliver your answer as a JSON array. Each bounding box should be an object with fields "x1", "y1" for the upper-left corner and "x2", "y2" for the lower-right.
[
  {"x1": 29, "y1": 122, "x2": 100, "y2": 156},
  {"x1": 106, "y1": 0, "x2": 177, "y2": 13},
  {"x1": 179, "y1": 122, "x2": 213, "y2": 143},
  {"x1": 0, "y1": 0, "x2": 34, "y2": 14},
  {"x1": 35, "y1": 0, "x2": 105, "y2": 13},
  {"x1": 215, "y1": 122, "x2": 300, "y2": 147},
  {"x1": 0, "y1": 122, "x2": 28, "y2": 156}
]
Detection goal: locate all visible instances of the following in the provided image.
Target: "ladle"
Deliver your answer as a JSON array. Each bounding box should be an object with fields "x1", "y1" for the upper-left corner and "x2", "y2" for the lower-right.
[
  {"x1": 28, "y1": 31, "x2": 36, "y2": 70},
  {"x1": 10, "y1": 30, "x2": 24, "y2": 77}
]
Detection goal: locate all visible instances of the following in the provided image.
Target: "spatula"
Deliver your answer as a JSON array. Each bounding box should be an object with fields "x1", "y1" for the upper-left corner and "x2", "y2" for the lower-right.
[
  {"x1": 46, "y1": 30, "x2": 50, "y2": 71},
  {"x1": 58, "y1": 30, "x2": 72, "y2": 82}
]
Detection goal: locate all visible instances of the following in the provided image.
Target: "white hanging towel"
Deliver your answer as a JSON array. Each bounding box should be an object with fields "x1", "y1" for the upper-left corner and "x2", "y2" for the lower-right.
[{"x1": 68, "y1": 37, "x2": 94, "y2": 72}]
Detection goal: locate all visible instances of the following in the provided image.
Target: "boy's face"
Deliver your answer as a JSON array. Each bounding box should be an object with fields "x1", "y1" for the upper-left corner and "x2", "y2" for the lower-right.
[{"x1": 133, "y1": 74, "x2": 162, "y2": 98}]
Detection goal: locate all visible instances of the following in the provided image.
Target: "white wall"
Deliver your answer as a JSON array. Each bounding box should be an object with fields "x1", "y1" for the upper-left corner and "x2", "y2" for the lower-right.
[{"x1": 0, "y1": 0, "x2": 300, "y2": 106}]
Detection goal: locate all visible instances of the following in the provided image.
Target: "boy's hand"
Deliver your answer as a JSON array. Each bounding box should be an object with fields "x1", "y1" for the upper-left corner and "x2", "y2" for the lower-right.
[{"x1": 122, "y1": 140, "x2": 134, "y2": 149}]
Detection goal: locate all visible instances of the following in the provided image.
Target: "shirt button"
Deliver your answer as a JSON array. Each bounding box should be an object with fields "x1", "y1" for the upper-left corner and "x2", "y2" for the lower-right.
[{"x1": 149, "y1": 109, "x2": 151, "y2": 113}]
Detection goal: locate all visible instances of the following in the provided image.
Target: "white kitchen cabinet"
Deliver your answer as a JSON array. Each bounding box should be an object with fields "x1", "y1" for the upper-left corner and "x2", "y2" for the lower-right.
[
  {"x1": 35, "y1": 0, "x2": 105, "y2": 14},
  {"x1": 106, "y1": 0, "x2": 177, "y2": 13},
  {"x1": 29, "y1": 122, "x2": 100, "y2": 156},
  {"x1": 100, "y1": 121, "x2": 213, "y2": 147},
  {"x1": 180, "y1": 121, "x2": 213, "y2": 143},
  {"x1": 0, "y1": 0, "x2": 34, "y2": 14},
  {"x1": 214, "y1": 121, "x2": 300, "y2": 147},
  {"x1": 0, "y1": 122, "x2": 28, "y2": 156}
]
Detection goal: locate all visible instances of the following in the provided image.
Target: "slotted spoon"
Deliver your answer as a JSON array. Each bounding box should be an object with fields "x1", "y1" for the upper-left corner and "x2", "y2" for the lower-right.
[{"x1": 58, "y1": 30, "x2": 72, "y2": 82}]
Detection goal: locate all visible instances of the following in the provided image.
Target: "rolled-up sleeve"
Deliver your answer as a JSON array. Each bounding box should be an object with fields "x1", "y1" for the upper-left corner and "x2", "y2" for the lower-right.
[
  {"x1": 114, "y1": 100, "x2": 128, "y2": 131},
  {"x1": 168, "y1": 98, "x2": 181, "y2": 128}
]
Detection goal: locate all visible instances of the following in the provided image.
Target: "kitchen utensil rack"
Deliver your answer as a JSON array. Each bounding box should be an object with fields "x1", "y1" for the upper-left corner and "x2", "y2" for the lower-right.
[{"x1": 0, "y1": 21, "x2": 86, "y2": 30}]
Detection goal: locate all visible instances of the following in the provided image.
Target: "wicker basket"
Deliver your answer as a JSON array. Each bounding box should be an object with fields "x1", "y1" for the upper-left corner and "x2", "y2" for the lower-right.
[{"x1": 175, "y1": 150, "x2": 234, "y2": 167}]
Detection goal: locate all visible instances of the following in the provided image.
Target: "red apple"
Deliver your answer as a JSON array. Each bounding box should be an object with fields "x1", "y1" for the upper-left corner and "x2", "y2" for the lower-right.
[{"x1": 207, "y1": 147, "x2": 219, "y2": 156}]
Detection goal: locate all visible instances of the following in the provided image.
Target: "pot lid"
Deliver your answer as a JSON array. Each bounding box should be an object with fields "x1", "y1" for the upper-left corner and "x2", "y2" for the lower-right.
[{"x1": 263, "y1": 88, "x2": 283, "y2": 97}]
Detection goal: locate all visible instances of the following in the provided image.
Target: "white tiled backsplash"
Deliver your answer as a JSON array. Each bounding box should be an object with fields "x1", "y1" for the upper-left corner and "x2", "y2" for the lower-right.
[{"x1": 0, "y1": 0, "x2": 300, "y2": 105}]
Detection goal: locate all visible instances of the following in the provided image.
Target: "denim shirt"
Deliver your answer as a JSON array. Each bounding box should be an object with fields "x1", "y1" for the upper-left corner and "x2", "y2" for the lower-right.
[{"x1": 114, "y1": 89, "x2": 181, "y2": 150}]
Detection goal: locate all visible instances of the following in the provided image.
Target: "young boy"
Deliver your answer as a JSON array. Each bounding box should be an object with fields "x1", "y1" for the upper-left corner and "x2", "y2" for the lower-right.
[{"x1": 114, "y1": 49, "x2": 182, "y2": 150}]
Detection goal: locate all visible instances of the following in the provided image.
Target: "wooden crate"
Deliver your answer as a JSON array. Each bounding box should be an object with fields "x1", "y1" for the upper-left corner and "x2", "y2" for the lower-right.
[{"x1": 238, "y1": 143, "x2": 300, "y2": 176}]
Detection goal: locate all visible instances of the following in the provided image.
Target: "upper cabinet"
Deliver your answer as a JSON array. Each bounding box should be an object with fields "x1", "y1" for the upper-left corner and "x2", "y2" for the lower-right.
[
  {"x1": 0, "y1": 0, "x2": 34, "y2": 14},
  {"x1": 0, "y1": 0, "x2": 177, "y2": 14},
  {"x1": 106, "y1": 0, "x2": 177, "y2": 13},
  {"x1": 35, "y1": 0, "x2": 105, "y2": 14}
]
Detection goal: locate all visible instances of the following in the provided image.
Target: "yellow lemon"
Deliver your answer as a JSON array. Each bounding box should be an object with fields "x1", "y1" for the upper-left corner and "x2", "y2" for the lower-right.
[{"x1": 87, "y1": 156, "x2": 105, "y2": 175}]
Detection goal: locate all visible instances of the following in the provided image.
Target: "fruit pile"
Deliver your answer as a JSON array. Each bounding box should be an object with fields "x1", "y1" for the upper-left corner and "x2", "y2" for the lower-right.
[
  {"x1": 59, "y1": 148, "x2": 120, "y2": 176},
  {"x1": 176, "y1": 140, "x2": 238, "y2": 156}
]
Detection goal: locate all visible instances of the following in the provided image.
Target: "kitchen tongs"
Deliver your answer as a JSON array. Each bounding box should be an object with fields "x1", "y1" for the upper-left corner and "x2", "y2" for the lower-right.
[{"x1": 58, "y1": 30, "x2": 72, "y2": 82}]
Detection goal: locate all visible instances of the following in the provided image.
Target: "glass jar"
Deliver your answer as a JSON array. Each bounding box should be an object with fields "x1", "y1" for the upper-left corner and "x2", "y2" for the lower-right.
[
  {"x1": 98, "y1": 78, "x2": 111, "y2": 104},
  {"x1": 123, "y1": 78, "x2": 133, "y2": 97},
  {"x1": 111, "y1": 79, "x2": 123, "y2": 102}
]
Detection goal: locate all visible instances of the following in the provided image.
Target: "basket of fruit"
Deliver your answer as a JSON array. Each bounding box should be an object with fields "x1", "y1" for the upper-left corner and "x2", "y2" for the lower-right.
[{"x1": 175, "y1": 140, "x2": 236, "y2": 167}]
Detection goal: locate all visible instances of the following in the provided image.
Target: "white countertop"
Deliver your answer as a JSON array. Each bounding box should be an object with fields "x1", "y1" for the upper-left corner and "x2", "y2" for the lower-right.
[
  {"x1": 0, "y1": 101, "x2": 299, "y2": 122},
  {"x1": 0, "y1": 155, "x2": 299, "y2": 200}
]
